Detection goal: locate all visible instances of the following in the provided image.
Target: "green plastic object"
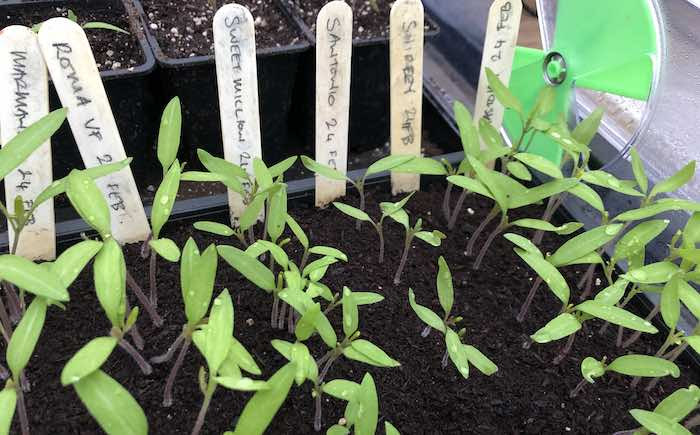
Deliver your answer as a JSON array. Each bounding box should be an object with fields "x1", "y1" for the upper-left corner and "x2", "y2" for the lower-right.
[{"x1": 504, "y1": 0, "x2": 658, "y2": 164}]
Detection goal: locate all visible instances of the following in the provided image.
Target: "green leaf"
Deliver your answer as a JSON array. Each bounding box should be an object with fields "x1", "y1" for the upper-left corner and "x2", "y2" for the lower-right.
[
  {"x1": 61, "y1": 337, "x2": 118, "y2": 386},
  {"x1": 415, "y1": 230, "x2": 446, "y2": 247},
  {"x1": 622, "y1": 261, "x2": 679, "y2": 284},
  {"x1": 302, "y1": 256, "x2": 338, "y2": 278},
  {"x1": 454, "y1": 101, "x2": 479, "y2": 157},
  {"x1": 215, "y1": 376, "x2": 268, "y2": 391},
  {"x1": 445, "y1": 329, "x2": 470, "y2": 379},
  {"x1": 333, "y1": 202, "x2": 372, "y2": 223},
  {"x1": 157, "y1": 97, "x2": 181, "y2": 171},
  {"x1": 513, "y1": 248, "x2": 569, "y2": 305},
  {"x1": 73, "y1": 370, "x2": 148, "y2": 435},
  {"x1": 391, "y1": 157, "x2": 447, "y2": 175},
  {"x1": 7, "y1": 297, "x2": 46, "y2": 377},
  {"x1": 0, "y1": 254, "x2": 68, "y2": 301},
  {"x1": 504, "y1": 233, "x2": 542, "y2": 256},
  {"x1": 355, "y1": 374, "x2": 379, "y2": 435},
  {"x1": 313, "y1": 312, "x2": 338, "y2": 348},
  {"x1": 66, "y1": 169, "x2": 111, "y2": 238},
  {"x1": 353, "y1": 292, "x2": 384, "y2": 306},
  {"x1": 485, "y1": 68, "x2": 522, "y2": 113},
  {"x1": 531, "y1": 313, "x2": 582, "y2": 343},
  {"x1": 506, "y1": 161, "x2": 532, "y2": 181},
  {"x1": 650, "y1": 161, "x2": 696, "y2": 199},
  {"x1": 252, "y1": 159, "x2": 273, "y2": 190},
  {"x1": 580, "y1": 357, "x2": 606, "y2": 383},
  {"x1": 51, "y1": 240, "x2": 103, "y2": 288},
  {"x1": 217, "y1": 246, "x2": 276, "y2": 292},
  {"x1": 630, "y1": 410, "x2": 692, "y2": 435},
  {"x1": 408, "y1": 289, "x2": 445, "y2": 332},
  {"x1": 513, "y1": 153, "x2": 563, "y2": 179},
  {"x1": 446, "y1": 175, "x2": 493, "y2": 199},
  {"x1": 385, "y1": 422, "x2": 401, "y2": 435},
  {"x1": 226, "y1": 337, "x2": 261, "y2": 376},
  {"x1": 82, "y1": 21, "x2": 129, "y2": 34},
  {"x1": 582, "y1": 171, "x2": 643, "y2": 197},
  {"x1": 148, "y1": 238, "x2": 180, "y2": 262},
  {"x1": 181, "y1": 239, "x2": 217, "y2": 326},
  {"x1": 285, "y1": 215, "x2": 308, "y2": 249},
  {"x1": 151, "y1": 160, "x2": 181, "y2": 239},
  {"x1": 194, "y1": 221, "x2": 234, "y2": 236},
  {"x1": 614, "y1": 199, "x2": 700, "y2": 221},
  {"x1": 342, "y1": 287, "x2": 359, "y2": 337},
  {"x1": 180, "y1": 171, "x2": 229, "y2": 183},
  {"x1": 568, "y1": 183, "x2": 605, "y2": 213},
  {"x1": 366, "y1": 155, "x2": 415, "y2": 176},
  {"x1": 268, "y1": 156, "x2": 298, "y2": 178},
  {"x1": 607, "y1": 355, "x2": 680, "y2": 378},
  {"x1": 548, "y1": 224, "x2": 623, "y2": 267},
  {"x1": 511, "y1": 219, "x2": 582, "y2": 235},
  {"x1": 309, "y1": 246, "x2": 347, "y2": 262},
  {"x1": 327, "y1": 425, "x2": 350, "y2": 435},
  {"x1": 613, "y1": 220, "x2": 669, "y2": 262},
  {"x1": 630, "y1": 148, "x2": 648, "y2": 194},
  {"x1": 323, "y1": 379, "x2": 360, "y2": 401},
  {"x1": 661, "y1": 276, "x2": 682, "y2": 329},
  {"x1": 594, "y1": 279, "x2": 628, "y2": 306},
  {"x1": 468, "y1": 156, "x2": 508, "y2": 212},
  {"x1": 267, "y1": 184, "x2": 287, "y2": 242},
  {"x1": 233, "y1": 362, "x2": 296, "y2": 435},
  {"x1": 344, "y1": 340, "x2": 400, "y2": 368},
  {"x1": 509, "y1": 178, "x2": 579, "y2": 209},
  {"x1": 246, "y1": 241, "x2": 289, "y2": 269},
  {"x1": 678, "y1": 280, "x2": 700, "y2": 318},
  {"x1": 239, "y1": 195, "x2": 265, "y2": 231},
  {"x1": 436, "y1": 257, "x2": 454, "y2": 316},
  {"x1": 0, "y1": 388, "x2": 17, "y2": 435},
  {"x1": 300, "y1": 155, "x2": 347, "y2": 181},
  {"x1": 572, "y1": 108, "x2": 604, "y2": 146},
  {"x1": 295, "y1": 303, "x2": 321, "y2": 341},
  {"x1": 654, "y1": 385, "x2": 700, "y2": 422},
  {"x1": 93, "y1": 238, "x2": 126, "y2": 328},
  {"x1": 203, "y1": 289, "x2": 234, "y2": 374},
  {"x1": 463, "y1": 345, "x2": 498, "y2": 376},
  {"x1": 0, "y1": 108, "x2": 67, "y2": 182},
  {"x1": 197, "y1": 149, "x2": 246, "y2": 193},
  {"x1": 575, "y1": 300, "x2": 658, "y2": 333}
]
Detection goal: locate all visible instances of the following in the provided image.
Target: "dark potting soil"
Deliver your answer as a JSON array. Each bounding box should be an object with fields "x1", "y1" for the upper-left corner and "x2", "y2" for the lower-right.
[
  {"x1": 283, "y1": 0, "x2": 433, "y2": 40},
  {"x1": 0, "y1": 2, "x2": 145, "y2": 71},
  {"x1": 140, "y1": 0, "x2": 304, "y2": 58},
  {"x1": 6, "y1": 182, "x2": 699, "y2": 434}
]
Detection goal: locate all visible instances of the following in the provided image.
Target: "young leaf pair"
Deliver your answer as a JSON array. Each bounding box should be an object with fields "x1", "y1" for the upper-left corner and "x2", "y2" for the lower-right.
[
  {"x1": 408, "y1": 257, "x2": 497, "y2": 379},
  {"x1": 625, "y1": 384, "x2": 700, "y2": 434}
]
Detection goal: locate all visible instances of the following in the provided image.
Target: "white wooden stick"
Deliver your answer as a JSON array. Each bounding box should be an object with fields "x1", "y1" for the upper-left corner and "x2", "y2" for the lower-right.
[
  {"x1": 213, "y1": 4, "x2": 262, "y2": 224},
  {"x1": 0, "y1": 26, "x2": 56, "y2": 260},
  {"x1": 315, "y1": 1, "x2": 352, "y2": 208},
  {"x1": 38, "y1": 18, "x2": 150, "y2": 244},
  {"x1": 473, "y1": 0, "x2": 522, "y2": 142},
  {"x1": 390, "y1": 0, "x2": 424, "y2": 195}
]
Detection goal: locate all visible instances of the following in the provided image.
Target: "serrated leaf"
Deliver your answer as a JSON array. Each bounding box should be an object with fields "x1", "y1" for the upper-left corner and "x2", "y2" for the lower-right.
[
  {"x1": 650, "y1": 161, "x2": 696, "y2": 199},
  {"x1": 463, "y1": 345, "x2": 497, "y2": 375},
  {"x1": 408, "y1": 289, "x2": 445, "y2": 332},
  {"x1": 333, "y1": 202, "x2": 372, "y2": 222},
  {"x1": 7, "y1": 297, "x2": 46, "y2": 377},
  {"x1": 445, "y1": 329, "x2": 469, "y2": 379},
  {"x1": 93, "y1": 239, "x2": 126, "y2": 328},
  {"x1": 151, "y1": 160, "x2": 181, "y2": 239},
  {"x1": 157, "y1": 97, "x2": 181, "y2": 171},
  {"x1": 548, "y1": 224, "x2": 623, "y2": 267},
  {"x1": 194, "y1": 221, "x2": 234, "y2": 236},
  {"x1": 513, "y1": 249, "x2": 569, "y2": 305},
  {"x1": 436, "y1": 257, "x2": 454, "y2": 316},
  {"x1": 531, "y1": 313, "x2": 582, "y2": 343},
  {"x1": 66, "y1": 170, "x2": 111, "y2": 238},
  {"x1": 148, "y1": 238, "x2": 180, "y2": 262},
  {"x1": 73, "y1": 370, "x2": 148, "y2": 435},
  {"x1": 217, "y1": 246, "x2": 276, "y2": 292},
  {"x1": 345, "y1": 340, "x2": 400, "y2": 368},
  {"x1": 61, "y1": 337, "x2": 118, "y2": 386},
  {"x1": 575, "y1": 301, "x2": 658, "y2": 333},
  {"x1": 608, "y1": 355, "x2": 680, "y2": 378}
]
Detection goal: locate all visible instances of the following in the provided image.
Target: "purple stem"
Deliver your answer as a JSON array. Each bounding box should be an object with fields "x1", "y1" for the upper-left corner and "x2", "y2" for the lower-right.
[
  {"x1": 118, "y1": 337, "x2": 152, "y2": 375},
  {"x1": 163, "y1": 339, "x2": 191, "y2": 407},
  {"x1": 149, "y1": 252, "x2": 158, "y2": 308},
  {"x1": 17, "y1": 384, "x2": 29, "y2": 435},
  {"x1": 0, "y1": 364, "x2": 7, "y2": 380},
  {"x1": 314, "y1": 355, "x2": 339, "y2": 432},
  {"x1": 622, "y1": 304, "x2": 659, "y2": 349},
  {"x1": 271, "y1": 294, "x2": 279, "y2": 327},
  {"x1": 517, "y1": 277, "x2": 543, "y2": 323},
  {"x1": 421, "y1": 325, "x2": 432, "y2": 338},
  {"x1": 0, "y1": 293, "x2": 13, "y2": 344},
  {"x1": 552, "y1": 333, "x2": 577, "y2": 365},
  {"x1": 569, "y1": 379, "x2": 587, "y2": 398},
  {"x1": 440, "y1": 349, "x2": 449, "y2": 368},
  {"x1": 473, "y1": 220, "x2": 507, "y2": 270},
  {"x1": 278, "y1": 302, "x2": 287, "y2": 330},
  {"x1": 442, "y1": 182, "x2": 453, "y2": 223},
  {"x1": 466, "y1": 207, "x2": 498, "y2": 256},
  {"x1": 287, "y1": 307, "x2": 296, "y2": 334},
  {"x1": 447, "y1": 189, "x2": 471, "y2": 231},
  {"x1": 152, "y1": 333, "x2": 185, "y2": 364},
  {"x1": 377, "y1": 227, "x2": 385, "y2": 264},
  {"x1": 393, "y1": 235, "x2": 412, "y2": 285},
  {"x1": 191, "y1": 385, "x2": 214, "y2": 435},
  {"x1": 3, "y1": 281, "x2": 22, "y2": 323},
  {"x1": 126, "y1": 268, "x2": 163, "y2": 327}
]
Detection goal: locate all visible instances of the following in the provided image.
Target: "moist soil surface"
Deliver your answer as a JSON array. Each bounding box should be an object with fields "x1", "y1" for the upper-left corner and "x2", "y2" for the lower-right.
[
  {"x1": 283, "y1": 0, "x2": 433, "y2": 40},
  {"x1": 140, "y1": 0, "x2": 304, "y2": 58},
  {"x1": 8, "y1": 182, "x2": 699, "y2": 434},
  {"x1": 0, "y1": 1, "x2": 145, "y2": 71}
]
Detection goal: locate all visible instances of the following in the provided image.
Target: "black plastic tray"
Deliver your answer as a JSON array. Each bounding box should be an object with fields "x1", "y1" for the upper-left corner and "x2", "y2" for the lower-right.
[
  {"x1": 279, "y1": 0, "x2": 440, "y2": 153},
  {"x1": 0, "y1": 0, "x2": 160, "y2": 187},
  {"x1": 132, "y1": 0, "x2": 311, "y2": 169}
]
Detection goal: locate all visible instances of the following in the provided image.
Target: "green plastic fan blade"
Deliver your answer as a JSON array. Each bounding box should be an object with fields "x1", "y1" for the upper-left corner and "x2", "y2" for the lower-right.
[{"x1": 503, "y1": 0, "x2": 657, "y2": 163}]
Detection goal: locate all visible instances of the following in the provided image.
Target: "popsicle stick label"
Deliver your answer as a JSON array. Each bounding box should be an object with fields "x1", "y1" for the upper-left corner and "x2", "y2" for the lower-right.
[
  {"x1": 213, "y1": 4, "x2": 262, "y2": 224},
  {"x1": 0, "y1": 26, "x2": 56, "y2": 260},
  {"x1": 38, "y1": 18, "x2": 150, "y2": 244},
  {"x1": 474, "y1": 0, "x2": 522, "y2": 142},
  {"x1": 389, "y1": 0, "x2": 424, "y2": 195},
  {"x1": 315, "y1": 1, "x2": 352, "y2": 207}
]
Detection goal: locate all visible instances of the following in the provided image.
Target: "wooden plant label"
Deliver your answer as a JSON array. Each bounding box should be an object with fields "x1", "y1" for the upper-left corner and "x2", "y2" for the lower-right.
[
  {"x1": 389, "y1": 0, "x2": 424, "y2": 195},
  {"x1": 38, "y1": 18, "x2": 150, "y2": 244},
  {"x1": 0, "y1": 26, "x2": 56, "y2": 260},
  {"x1": 473, "y1": 0, "x2": 522, "y2": 144},
  {"x1": 213, "y1": 4, "x2": 262, "y2": 224},
  {"x1": 315, "y1": 1, "x2": 352, "y2": 207}
]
